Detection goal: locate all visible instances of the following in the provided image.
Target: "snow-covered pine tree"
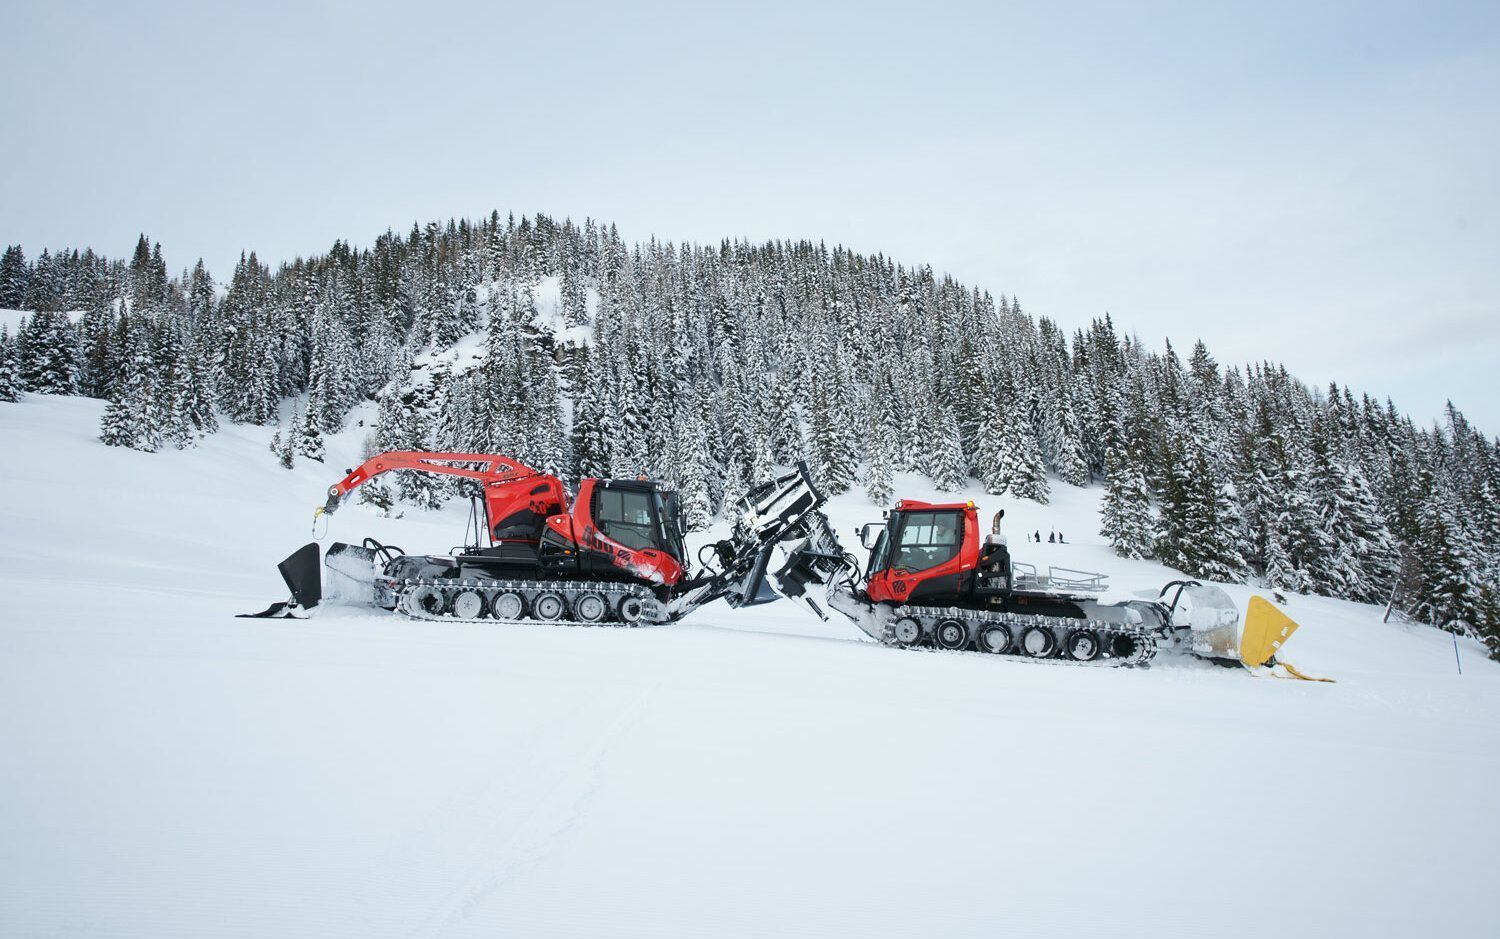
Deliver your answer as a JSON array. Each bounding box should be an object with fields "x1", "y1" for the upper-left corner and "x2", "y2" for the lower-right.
[
  {"x1": 863, "y1": 429, "x2": 895, "y2": 506},
  {"x1": 98, "y1": 325, "x2": 163, "y2": 452},
  {"x1": 522, "y1": 326, "x2": 567, "y2": 475},
  {"x1": 184, "y1": 325, "x2": 220, "y2": 436},
  {"x1": 677, "y1": 420, "x2": 716, "y2": 532},
  {"x1": 1185, "y1": 339, "x2": 1231, "y2": 471},
  {"x1": 375, "y1": 386, "x2": 444, "y2": 509},
  {"x1": 0, "y1": 245, "x2": 28, "y2": 308},
  {"x1": 75, "y1": 302, "x2": 116, "y2": 398},
  {"x1": 1156, "y1": 441, "x2": 1245, "y2": 582},
  {"x1": 1100, "y1": 443, "x2": 1154, "y2": 558},
  {"x1": 805, "y1": 343, "x2": 857, "y2": 495},
  {"x1": 296, "y1": 406, "x2": 326, "y2": 462},
  {"x1": 0, "y1": 327, "x2": 23, "y2": 403},
  {"x1": 1411, "y1": 472, "x2": 1482, "y2": 631},
  {"x1": 1276, "y1": 468, "x2": 1326, "y2": 593},
  {"x1": 569, "y1": 346, "x2": 609, "y2": 478},
  {"x1": 19, "y1": 310, "x2": 79, "y2": 394},
  {"x1": 929, "y1": 405, "x2": 966, "y2": 491},
  {"x1": 974, "y1": 377, "x2": 1049, "y2": 503},
  {"x1": 1153, "y1": 438, "x2": 1192, "y2": 572},
  {"x1": 1262, "y1": 521, "x2": 1299, "y2": 593},
  {"x1": 217, "y1": 253, "x2": 281, "y2": 425},
  {"x1": 1306, "y1": 428, "x2": 1397, "y2": 602},
  {"x1": 276, "y1": 421, "x2": 296, "y2": 469},
  {"x1": 22, "y1": 249, "x2": 59, "y2": 312},
  {"x1": 719, "y1": 452, "x2": 748, "y2": 516},
  {"x1": 1183, "y1": 448, "x2": 1247, "y2": 583},
  {"x1": 765, "y1": 366, "x2": 804, "y2": 468},
  {"x1": 98, "y1": 397, "x2": 136, "y2": 448},
  {"x1": 1033, "y1": 320, "x2": 1090, "y2": 486},
  {"x1": 154, "y1": 318, "x2": 199, "y2": 448},
  {"x1": 1047, "y1": 387, "x2": 1091, "y2": 487}
]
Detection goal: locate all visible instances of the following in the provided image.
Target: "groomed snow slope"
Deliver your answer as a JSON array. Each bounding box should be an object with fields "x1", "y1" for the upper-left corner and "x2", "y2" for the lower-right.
[{"x1": 1, "y1": 395, "x2": 1497, "y2": 938}]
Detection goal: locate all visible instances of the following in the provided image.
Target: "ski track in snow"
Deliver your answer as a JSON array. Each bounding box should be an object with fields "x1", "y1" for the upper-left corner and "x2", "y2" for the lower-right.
[{"x1": 1, "y1": 394, "x2": 1498, "y2": 938}]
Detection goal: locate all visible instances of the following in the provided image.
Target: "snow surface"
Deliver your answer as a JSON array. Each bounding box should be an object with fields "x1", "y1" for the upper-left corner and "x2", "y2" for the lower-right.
[
  {"x1": 528, "y1": 275, "x2": 595, "y2": 347},
  {"x1": 406, "y1": 276, "x2": 596, "y2": 390},
  {"x1": 1, "y1": 395, "x2": 1497, "y2": 938},
  {"x1": 0, "y1": 307, "x2": 85, "y2": 336}
]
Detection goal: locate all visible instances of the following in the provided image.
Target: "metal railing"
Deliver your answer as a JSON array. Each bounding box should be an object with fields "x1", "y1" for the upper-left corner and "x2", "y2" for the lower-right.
[{"x1": 1010, "y1": 562, "x2": 1108, "y2": 594}]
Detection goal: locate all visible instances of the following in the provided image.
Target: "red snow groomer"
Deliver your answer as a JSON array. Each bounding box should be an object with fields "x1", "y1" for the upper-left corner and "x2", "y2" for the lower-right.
[
  {"x1": 769, "y1": 498, "x2": 1311, "y2": 672},
  {"x1": 246, "y1": 452, "x2": 826, "y2": 627}
]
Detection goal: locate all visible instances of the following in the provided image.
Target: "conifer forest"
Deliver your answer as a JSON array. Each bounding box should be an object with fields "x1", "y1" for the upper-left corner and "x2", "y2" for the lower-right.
[{"x1": 1, "y1": 213, "x2": 1495, "y2": 652}]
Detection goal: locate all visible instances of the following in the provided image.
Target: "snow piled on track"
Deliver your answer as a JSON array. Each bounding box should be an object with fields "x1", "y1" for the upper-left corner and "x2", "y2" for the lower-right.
[{"x1": 1, "y1": 394, "x2": 1497, "y2": 938}]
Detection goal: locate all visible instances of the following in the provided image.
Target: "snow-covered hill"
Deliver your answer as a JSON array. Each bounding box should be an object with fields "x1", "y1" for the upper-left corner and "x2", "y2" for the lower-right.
[{"x1": 2, "y1": 395, "x2": 1497, "y2": 938}]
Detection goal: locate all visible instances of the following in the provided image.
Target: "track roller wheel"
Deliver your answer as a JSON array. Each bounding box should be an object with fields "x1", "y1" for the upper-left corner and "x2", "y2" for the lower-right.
[
  {"x1": 406, "y1": 585, "x2": 446, "y2": 617},
  {"x1": 934, "y1": 618, "x2": 969, "y2": 650},
  {"x1": 977, "y1": 624, "x2": 1012, "y2": 654},
  {"x1": 616, "y1": 595, "x2": 646, "y2": 625},
  {"x1": 450, "y1": 589, "x2": 486, "y2": 620},
  {"x1": 573, "y1": 592, "x2": 608, "y2": 624},
  {"x1": 490, "y1": 591, "x2": 525, "y2": 621},
  {"x1": 889, "y1": 616, "x2": 923, "y2": 647},
  {"x1": 1020, "y1": 625, "x2": 1056, "y2": 658},
  {"x1": 531, "y1": 592, "x2": 566, "y2": 622},
  {"x1": 1065, "y1": 630, "x2": 1100, "y2": 661}
]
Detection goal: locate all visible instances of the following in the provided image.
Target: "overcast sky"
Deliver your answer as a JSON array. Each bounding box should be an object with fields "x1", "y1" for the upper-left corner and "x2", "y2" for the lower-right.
[{"x1": 5, "y1": 0, "x2": 1497, "y2": 430}]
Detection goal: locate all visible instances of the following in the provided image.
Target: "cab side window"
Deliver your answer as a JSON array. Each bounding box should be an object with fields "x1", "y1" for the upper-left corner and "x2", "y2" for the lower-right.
[{"x1": 597, "y1": 489, "x2": 658, "y2": 550}]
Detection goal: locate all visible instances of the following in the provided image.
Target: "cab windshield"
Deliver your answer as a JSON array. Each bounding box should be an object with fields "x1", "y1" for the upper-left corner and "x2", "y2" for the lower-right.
[{"x1": 890, "y1": 510, "x2": 962, "y2": 571}]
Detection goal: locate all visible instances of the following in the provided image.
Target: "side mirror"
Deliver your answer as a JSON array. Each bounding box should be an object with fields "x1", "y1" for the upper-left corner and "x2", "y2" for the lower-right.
[{"x1": 858, "y1": 522, "x2": 882, "y2": 550}]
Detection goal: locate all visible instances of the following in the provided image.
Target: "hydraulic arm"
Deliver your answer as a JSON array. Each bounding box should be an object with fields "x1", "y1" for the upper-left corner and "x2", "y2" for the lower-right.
[{"x1": 318, "y1": 451, "x2": 557, "y2": 515}]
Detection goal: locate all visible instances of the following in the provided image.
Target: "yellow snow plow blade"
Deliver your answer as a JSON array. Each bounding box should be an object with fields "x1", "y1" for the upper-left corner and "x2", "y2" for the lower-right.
[{"x1": 1240, "y1": 595, "x2": 1299, "y2": 667}]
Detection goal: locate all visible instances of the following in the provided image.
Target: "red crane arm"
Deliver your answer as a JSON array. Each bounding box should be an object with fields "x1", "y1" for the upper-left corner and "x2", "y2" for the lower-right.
[{"x1": 318, "y1": 451, "x2": 543, "y2": 516}]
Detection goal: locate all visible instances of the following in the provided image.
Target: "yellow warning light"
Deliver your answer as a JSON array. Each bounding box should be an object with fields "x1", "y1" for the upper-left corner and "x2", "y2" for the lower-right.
[{"x1": 967, "y1": 501, "x2": 974, "y2": 508}]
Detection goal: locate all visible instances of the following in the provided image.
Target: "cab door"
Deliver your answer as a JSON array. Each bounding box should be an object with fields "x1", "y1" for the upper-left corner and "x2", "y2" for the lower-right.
[{"x1": 867, "y1": 509, "x2": 968, "y2": 604}]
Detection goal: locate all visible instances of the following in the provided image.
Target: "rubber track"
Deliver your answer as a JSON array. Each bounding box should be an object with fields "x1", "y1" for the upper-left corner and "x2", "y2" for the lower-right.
[
  {"x1": 391, "y1": 577, "x2": 666, "y2": 627},
  {"x1": 884, "y1": 602, "x2": 1159, "y2": 667}
]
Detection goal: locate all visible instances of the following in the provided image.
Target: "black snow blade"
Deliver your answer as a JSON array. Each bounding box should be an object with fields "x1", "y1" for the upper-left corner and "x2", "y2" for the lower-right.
[
  {"x1": 725, "y1": 543, "x2": 778, "y2": 608},
  {"x1": 237, "y1": 600, "x2": 297, "y2": 618},
  {"x1": 277, "y1": 542, "x2": 323, "y2": 609},
  {"x1": 238, "y1": 542, "x2": 323, "y2": 618}
]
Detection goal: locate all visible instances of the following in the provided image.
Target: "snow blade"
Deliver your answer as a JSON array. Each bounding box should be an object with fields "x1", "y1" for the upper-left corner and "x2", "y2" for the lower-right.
[
  {"x1": 237, "y1": 600, "x2": 300, "y2": 619},
  {"x1": 1239, "y1": 595, "x2": 1300, "y2": 667},
  {"x1": 725, "y1": 542, "x2": 778, "y2": 608},
  {"x1": 238, "y1": 542, "x2": 322, "y2": 618},
  {"x1": 323, "y1": 541, "x2": 379, "y2": 606},
  {"x1": 718, "y1": 461, "x2": 826, "y2": 608},
  {"x1": 1172, "y1": 584, "x2": 1302, "y2": 668},
  {"x1": 277, "y1": 542, "x2": 324, "y2": 609},
  {"x1": 766, "y1": 510, "x2": 848, "y2": 622},
  {"x1": 668, "y1": 462, "x2": 829, "y2": 619}
]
